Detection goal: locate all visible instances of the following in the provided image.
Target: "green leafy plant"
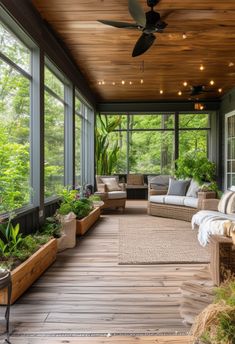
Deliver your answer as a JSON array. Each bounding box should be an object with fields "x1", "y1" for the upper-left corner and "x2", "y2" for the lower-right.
[
  {"x1": 40, "y1": 216, "x2": 62, "y2": 238},
  {"x1": 191, "y1": 277, "x2": 235, "y2": 344},
  {"x1": 89, "y1": 195, "x2": 101, "y2": 202},
  {"x1": 0, "y1": 216, "x2": 50, "y2": 270},
  {"x1": 57, "y1": 188, "x2": 93, "y2": 220},
  {"x1": 95, "y1": 114, "x2": 122, "y2": 175},
  {"x1": 72, "y1": 199, "x2": 93, "y2": 219},
  {"x1": 0, "y1": 217, "x2": 22, "y2": 256},
  {"x1": 175, "y1": 152, "x2": 217, "y2": 186}
]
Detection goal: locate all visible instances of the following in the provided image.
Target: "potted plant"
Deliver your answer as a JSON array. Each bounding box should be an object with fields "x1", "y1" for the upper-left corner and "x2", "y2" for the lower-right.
[
  {"x1": 0, "y1": 216, "x2": 57, "y2": 304},
  {"x1": 175, "y1": 151, "x2": 219, "y2": 195},
  {"x1": 57, "y1": 188, "x2": 100, "y2": 236},
  {"x1": 191, "y1": 277, "x2": 235, "y2": 344}
]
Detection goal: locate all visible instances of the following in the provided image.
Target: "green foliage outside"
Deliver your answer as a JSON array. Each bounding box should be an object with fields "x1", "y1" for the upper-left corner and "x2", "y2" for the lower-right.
[
  {"x1": 96, "y1": 113, "x2": 209, "y2": 175},
  {"x1": 0, "y1": 37, "x2": 31, "y2": 213}
]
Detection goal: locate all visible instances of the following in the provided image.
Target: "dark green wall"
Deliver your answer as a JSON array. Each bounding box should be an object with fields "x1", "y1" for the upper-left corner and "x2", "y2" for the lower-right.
[{"x1": 219, "y1": 86, "x2": 235, "y2": 189}]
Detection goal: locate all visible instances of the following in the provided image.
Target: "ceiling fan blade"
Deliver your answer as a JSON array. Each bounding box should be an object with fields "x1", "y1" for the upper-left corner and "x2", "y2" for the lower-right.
[
  {"x1": 160, "y1": 10, "x2": 174, "y2": 21},
  {"x1": 128, "y1": 0, "x2": 146, "y2": 27},
  {"x1": 132, "y1": 33, "x2": 156, "y2": 57},
  {"x1": 98, "y1": 20, "x2": 139, "y2": 29}
]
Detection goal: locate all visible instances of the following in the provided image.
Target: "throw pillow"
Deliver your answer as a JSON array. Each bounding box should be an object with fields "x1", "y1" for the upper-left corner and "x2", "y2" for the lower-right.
[
  {"x1": 218, "y1": 190, "x2": 234, "y2": 213},
  {"x1": 226, "y1": 192, "x2": 235, "y2": 214},
  {"x1": 127, "y1": 174, "x2": 144, "y2": 185},
  {"x1": 186, "y1": 179, "x2": 200, "y2": 198},
  {"x1": 101, "y1": 177, "x2": 121, "y2": 192},
  {"x1": 148, "y1": 175, "x2": 169, "y2": 191},
  {"x1": 167, "y1": 178, "x2": 190, "y2": 196}
]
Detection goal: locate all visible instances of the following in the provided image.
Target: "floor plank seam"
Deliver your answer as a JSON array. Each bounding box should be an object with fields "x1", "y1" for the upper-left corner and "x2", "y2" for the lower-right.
[{"x1": 10, "y1": 331, "x2": 190, "y2": 337}]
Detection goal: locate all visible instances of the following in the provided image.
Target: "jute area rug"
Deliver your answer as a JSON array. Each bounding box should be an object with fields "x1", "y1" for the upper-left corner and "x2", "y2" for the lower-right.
[{"x1": 119, "y1": 217, "x2": 210, "y2": 264}]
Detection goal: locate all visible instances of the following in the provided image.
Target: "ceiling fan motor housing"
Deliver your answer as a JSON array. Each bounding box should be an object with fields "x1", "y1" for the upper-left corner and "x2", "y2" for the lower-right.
[{"x1": 147, "y1": 0, "x2": 159, "y2": 8}]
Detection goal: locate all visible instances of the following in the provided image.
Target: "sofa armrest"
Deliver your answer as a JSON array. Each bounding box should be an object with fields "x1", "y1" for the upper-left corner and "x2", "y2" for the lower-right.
[
  {"x1": 200, "y1": 199, "x2": 219, "y2": 211},
  {"x1": 197, "y1": 191, "x2": 217, "y2": 209},
  {"x1": 97, "y1": 183, "x2": 108, "y2": 193}
]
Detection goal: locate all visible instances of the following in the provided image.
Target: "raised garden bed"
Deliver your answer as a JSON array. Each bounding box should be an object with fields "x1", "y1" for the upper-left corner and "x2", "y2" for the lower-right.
[
  {"x1": 76, "y1": 207, "x2": 100, "y2": 235},
  {"x1": 0, "y1": 238, "x2": 57, "y2": 305}
]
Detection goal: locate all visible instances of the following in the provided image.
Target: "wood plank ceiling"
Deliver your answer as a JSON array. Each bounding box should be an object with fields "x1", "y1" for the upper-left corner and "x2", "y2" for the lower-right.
[{"x1": 32, "y1": 0, "x2": 235, "y2": 102}]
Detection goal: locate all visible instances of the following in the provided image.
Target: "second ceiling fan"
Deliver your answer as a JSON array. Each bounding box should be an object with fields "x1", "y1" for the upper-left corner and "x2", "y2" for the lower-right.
[{"x1": 98, "y1": 0, "x2": 169, "y2": 57}]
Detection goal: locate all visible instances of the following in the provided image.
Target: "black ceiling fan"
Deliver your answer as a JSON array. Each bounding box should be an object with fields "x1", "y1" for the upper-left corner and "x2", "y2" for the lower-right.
[
  {"x1": 98, "y1": 0, "x2": 169, "y2": 57},
  {"x1": 190, "y1": 85, "x2": 212, "y2": 96}
]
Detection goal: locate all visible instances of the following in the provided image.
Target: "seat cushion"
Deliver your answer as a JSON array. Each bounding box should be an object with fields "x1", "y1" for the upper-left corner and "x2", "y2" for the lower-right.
[
  {"x1": 164, "y1": 195, "x2": 185, "y2": 206},
  {"x1": 107, "y1": 191, "x2": 127, "y2": 199},
  {"x1": 101, "y1": 177, "x2": 121, "y2": 192},
  {"x1": 167, "y1": 178, "x2": 190, "y2": 196},
  {"x1": 183, "y1": 196, "x2": 198, "y2": 208},
  {"x1": 149, "y1": 195, "x2": 166, "y2": 203}
]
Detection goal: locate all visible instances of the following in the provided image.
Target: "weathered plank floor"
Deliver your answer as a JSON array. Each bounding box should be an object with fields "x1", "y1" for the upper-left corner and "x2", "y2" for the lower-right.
[{"x1": 0, "y1": 201, "x2": 207, "y2": 343}]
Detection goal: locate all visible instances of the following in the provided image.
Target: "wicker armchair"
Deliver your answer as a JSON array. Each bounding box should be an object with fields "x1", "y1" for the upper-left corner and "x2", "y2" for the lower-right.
[{"x1": 95, "y1": 175, "x2": 127, "y2": 211}]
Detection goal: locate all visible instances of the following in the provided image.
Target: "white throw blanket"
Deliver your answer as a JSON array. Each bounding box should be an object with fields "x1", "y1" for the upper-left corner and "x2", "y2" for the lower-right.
[{"x1": 192, "y1": 210, "x2": 235, "y2": 246}]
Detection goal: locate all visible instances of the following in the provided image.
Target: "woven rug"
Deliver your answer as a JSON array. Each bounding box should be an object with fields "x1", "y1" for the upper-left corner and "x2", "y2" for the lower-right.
[{"x1": 119, "y1": 218, "x2": 210, "y2": 264}]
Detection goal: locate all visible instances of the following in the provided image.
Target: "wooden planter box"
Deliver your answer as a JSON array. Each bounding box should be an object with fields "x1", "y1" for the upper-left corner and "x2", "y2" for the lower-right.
[
  {"x1": 0, "y1": 238, "x2": 57, "y2": 305},
  {"x1": 76, "y1": 207, "x2": 100, "y2": 235}
]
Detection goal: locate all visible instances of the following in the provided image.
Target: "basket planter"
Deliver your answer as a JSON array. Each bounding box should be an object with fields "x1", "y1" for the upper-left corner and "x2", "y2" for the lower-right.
[
  {"x1": 0, "y1": 238, "x2": 57, "y2": 305},
  {"x1": 76, "y1": 207, "x2": 100, "y2": 235}
]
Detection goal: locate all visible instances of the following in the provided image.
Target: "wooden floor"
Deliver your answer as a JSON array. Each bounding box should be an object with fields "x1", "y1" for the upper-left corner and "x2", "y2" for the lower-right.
[{"x1": 0, "y1": 201, "x2": 206, "y2": 343}]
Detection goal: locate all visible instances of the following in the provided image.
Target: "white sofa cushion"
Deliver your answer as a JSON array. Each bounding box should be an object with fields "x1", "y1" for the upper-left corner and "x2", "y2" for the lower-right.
[
  {"x1": 107, "y1": 191, "x2": 127, "y2": 199},
  {"x1": 149, "y1": 195, "x2": 166, "y2": 203},
  {"x1": 164, "y1": 195, "x2": 185, "y2": 206},
  {"x1": 184, "y1": 196, "x2": 198, "y2": 208}
]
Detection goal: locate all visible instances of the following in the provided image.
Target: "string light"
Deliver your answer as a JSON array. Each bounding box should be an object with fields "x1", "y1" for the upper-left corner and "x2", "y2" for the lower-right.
[
  {"x1": 121, "y1": 80, "x2": 125, "y2": 85},
  {"x1": 140, "y1": 79, "x2": 144, "y2": 84},
  {"x1": 178, "y1": 91, "x2": 182, "y2": 96},
  {"x1": 160, "y1": 90, "x2": 163, "y2": 94},
  {"x1": 218, "y1": 88, "x2": 223, "y2": 93},
  {"x1": 200, "y1": 65, "x2": 204, "y2": 71},
  {"x1": 210, "y1": 80, "x2": 215, "y2": 85},
  {"x1": 183, "y1": 81, "x2": 188, "y2": 87}
]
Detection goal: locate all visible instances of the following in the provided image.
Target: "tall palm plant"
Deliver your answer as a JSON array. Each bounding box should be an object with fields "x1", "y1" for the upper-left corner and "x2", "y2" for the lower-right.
[{"x1": 95, "y1": 114, "x2": 121, "y2": 175}]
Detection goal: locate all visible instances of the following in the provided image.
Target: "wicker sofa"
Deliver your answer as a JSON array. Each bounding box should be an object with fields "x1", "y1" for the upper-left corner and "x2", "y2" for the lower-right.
[{"x1": 148, "y1": 177, "x2": 217, "y2": 222}]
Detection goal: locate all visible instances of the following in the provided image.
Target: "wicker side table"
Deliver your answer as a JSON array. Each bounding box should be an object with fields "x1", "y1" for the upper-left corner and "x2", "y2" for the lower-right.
[
  {"x1": 210, "y1": 235, "x2": 235, "y2": 286},
  {"x1": 0, "y1": 269, "x2": 12, "y2": 343}
]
